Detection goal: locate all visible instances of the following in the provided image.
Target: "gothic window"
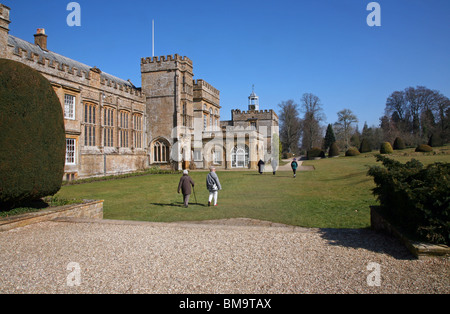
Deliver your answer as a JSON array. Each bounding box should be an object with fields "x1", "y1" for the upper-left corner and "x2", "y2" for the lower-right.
[
  {"x1": 103, "y1": 107, "x2": 114, "y2": 147},
  {"x1": 209, "y1": 108, "x2": 213, "y2": 130},
  {"x1": 84, "y1": 103, "x2": 96, "y2": 146},
  {"x1": 119, "y1": 111, "x2": 129, "y2": 148},
  {"x1": 154, "y1": 140, "x2": 169, "y2": 163},
  {"x1": 133, "y1": 114, "x2": 143, "y2": 149}
]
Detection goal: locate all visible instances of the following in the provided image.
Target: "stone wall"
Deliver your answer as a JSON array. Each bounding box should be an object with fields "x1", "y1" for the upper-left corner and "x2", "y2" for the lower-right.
[{"x1": 0, "y1": 200, "x2": 104, "y2": 232}]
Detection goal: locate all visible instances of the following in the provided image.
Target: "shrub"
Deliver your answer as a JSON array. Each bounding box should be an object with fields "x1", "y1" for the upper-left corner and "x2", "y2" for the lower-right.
[
  {"x1": 0, "y1": 59, "x2": 66, "y2": 209},
  {"x1": 307, "y1": 147, "x2": 325, "y2": 160},
  {"x1": 393, "y1": 137, "x2": 406, "y2": 150},
  {"x1": 415, "y1": 144, "x2": 433, "y2": 152},
  {"x1": 428, "y1": 133, "x2": 444, "y2": 147},
  {"x1": 368, "y1": 155, "x2": 450, "y2": 245},
  {"x1": 345, "y1": 147, "x2": 360, "y2": 156},
  {"x1": 359, "y1": 138, "x2": 372, "y2": 153},
  {"x1": 380, "y1": 142, "x2": 393, "y2": 154},
  {"x1": 328, "y1": 142, "x2": 340, "y2": 157}
]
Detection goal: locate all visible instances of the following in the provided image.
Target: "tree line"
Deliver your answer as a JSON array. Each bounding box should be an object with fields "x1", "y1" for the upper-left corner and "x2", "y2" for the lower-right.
[{"x1": 279, "y1": 86, "x2": 450, "y2": 156}]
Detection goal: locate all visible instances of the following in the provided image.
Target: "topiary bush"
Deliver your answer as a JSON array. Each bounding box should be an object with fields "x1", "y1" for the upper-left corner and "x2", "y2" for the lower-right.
[
  {"x1": 380, "y1": 142, "x2": 393, "y2": 154},
  {"x1": 415, "y1": 144, "x2": 433, "y2": 152},
  {"x1": 428, "y1": 133, "x2": 444, "y2": 147},
  {"x1": 368, "y1": 155, "x2": 450, "y2": 245},
  {"x1": 0, "y1": 59, "x2": 66, "y2": 209},
  {"x1": 328, "y1": 142, "x2": 339, "y2": 157},
  {"x1": 307, "y1": 147, "x2": 325, "y2": 160},
  {"x1": 359, "y1": 138, "x2": 372, "y2": 153},
  {"x1": 345, "y1": 147, "x2": 360, "y2": 156},
  {"x1": 393, "y1": 137, "x2": 406, "y2": 150}
]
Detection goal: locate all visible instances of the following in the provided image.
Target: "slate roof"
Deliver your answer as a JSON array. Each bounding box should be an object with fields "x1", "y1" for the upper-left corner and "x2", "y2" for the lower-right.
[{"x1": 8, "y1": 34, "x2": 137, "y2": 89}]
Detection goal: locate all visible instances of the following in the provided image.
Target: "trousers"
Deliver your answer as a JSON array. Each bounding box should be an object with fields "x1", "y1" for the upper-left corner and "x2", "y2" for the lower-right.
[
  {"x1": 208, "y1": 191, "x2": 218, "y2": 205},
  {"x1": 183, "y1": 194, "x2": 190, "y2": 207}
]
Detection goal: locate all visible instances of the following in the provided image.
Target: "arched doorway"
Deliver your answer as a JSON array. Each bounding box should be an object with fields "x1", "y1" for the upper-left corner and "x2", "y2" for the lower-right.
[{"x1": 231, "y1": 145, "x2": 249, "y2": 168}]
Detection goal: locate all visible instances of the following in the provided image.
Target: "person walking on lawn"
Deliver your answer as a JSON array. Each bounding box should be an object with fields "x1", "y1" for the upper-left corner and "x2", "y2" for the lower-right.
[
  {"x1": 291, "y1": 158, "x2": 298, "y2": 178},
  {"x1": 178, "y1": 170, "x2": 195, "y2": 208},
  {"x1": 206, "y1": 166, "x2": 222, "y2": 206}
]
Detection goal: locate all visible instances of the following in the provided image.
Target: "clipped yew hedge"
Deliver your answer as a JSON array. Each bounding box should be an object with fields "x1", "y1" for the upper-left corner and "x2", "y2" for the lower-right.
[
  {"x1": 415, "y1": 144, "x2": 433, "y2": 152},
  {"x1": 0, "y1": 59, "x2": 66, "y2": 208},
  {"x1": 368, "y1": 155, "x2": 450, "y2": 245},
  {"x1": 380, "y1": 142, "x2": 393, "y2": 154}
]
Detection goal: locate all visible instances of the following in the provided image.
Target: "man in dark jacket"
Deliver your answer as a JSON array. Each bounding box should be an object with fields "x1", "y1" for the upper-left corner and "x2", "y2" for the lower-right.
[{"x1": 178, "y1": 170, "x2": 195, "y2": 208}]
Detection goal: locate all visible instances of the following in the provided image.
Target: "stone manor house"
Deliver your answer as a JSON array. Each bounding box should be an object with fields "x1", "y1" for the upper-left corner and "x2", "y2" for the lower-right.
[{"x1": 0, "y1": 3, "x2": 279, "y2": 180}]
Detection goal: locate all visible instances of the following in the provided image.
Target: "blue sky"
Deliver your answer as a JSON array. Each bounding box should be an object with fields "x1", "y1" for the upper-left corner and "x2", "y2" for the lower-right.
[{"x1": 3, "y1": 0, "x2": 450, "y2": 128}]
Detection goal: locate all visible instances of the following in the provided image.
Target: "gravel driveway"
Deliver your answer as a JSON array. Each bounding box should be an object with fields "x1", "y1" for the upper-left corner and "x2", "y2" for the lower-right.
[{"x1": 0, "y1": 218, "x2": 448, "y2": 294}]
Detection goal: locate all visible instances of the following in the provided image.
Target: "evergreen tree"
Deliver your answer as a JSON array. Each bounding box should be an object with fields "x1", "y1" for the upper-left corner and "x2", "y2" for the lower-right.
[{"x1": 323, "y1": 124, "x2": 336, "y2": 152}]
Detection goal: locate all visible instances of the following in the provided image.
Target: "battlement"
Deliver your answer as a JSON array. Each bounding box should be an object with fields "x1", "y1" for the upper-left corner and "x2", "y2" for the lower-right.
[
  {"x1": 232, "y1": 109, "x2": 276, "y2": 115},
  {"x1": 141, "y1": 54, "x2": 193, "y2": 66},
  {"x1": 193, "y1": 79, "x2": 220, "y2": 96},
  {"x1": 232, "y1": 109, "x2": 279, "y2": 121},
  {"x1": 8, "y1": 35, "x2": 144, "y2": 98}
]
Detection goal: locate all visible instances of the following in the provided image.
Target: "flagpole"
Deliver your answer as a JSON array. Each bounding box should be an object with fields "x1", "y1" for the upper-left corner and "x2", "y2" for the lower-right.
[{"x1": 152, "y1": 19, "x2": 155, "y2": 57}]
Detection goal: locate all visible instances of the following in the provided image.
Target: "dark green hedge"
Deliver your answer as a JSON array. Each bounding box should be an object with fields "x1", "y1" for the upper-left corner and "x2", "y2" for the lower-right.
[
  {"x1": 0, "y1": 59, "x2": 65, "y2": 208},
  {"x1": 359, "y1": 138, "x2": 372, "y2": 153},
  {"x1": 307, "y1": 147, "x2": 325, "y2": 159},
  {"x1": 368, "y1": 155, "x2": 449, "y2": 245},
  {"x1": 328, "y1": 142, "x2": 339, "y2": 157},
  {"x1": 393, "y1": 137, "x2": 406, "y2": 150}
]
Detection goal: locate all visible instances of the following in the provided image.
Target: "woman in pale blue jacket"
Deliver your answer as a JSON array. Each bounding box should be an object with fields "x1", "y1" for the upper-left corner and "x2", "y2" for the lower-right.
[{"x1": 206, "y1": 166, "x2": 222, "y2": 206}]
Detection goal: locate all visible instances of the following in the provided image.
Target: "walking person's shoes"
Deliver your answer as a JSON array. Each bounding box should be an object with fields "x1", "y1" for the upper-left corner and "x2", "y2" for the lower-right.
[{"x1": 208, "y1": 201, "x2": 211, "y2": 207}]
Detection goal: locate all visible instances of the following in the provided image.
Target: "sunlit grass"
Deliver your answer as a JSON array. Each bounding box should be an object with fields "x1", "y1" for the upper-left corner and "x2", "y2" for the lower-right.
[{"x1": 55, "y1": 146, "x2": 449, "y2": 229}]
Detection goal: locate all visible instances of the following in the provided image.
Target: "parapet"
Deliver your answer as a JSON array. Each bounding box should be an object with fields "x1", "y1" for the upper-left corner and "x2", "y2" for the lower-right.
[
  {"x1": 231, "y1": 109, "x2": 279, "y2": 120},
  {"x1": 141, "y1": 54, "x2": 193, "y2": 66},
  {"x1": 7, "y1": 35, "x2": 144, "y2": 98},
  {"x1": 193, "y1": 79, "x2": 220, "y2": 96}
]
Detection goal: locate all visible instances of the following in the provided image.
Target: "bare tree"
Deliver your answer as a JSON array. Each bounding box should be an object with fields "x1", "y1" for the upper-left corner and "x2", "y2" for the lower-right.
[
  {"x1": 278, "y1": 100, "x2": 302, "y2": 154},
  {"x1": 300, "y1": 93, "x2": 325, "y2": 150},
  {"x1": 335, "y1": 109, "x2": 358, "y2": 149},
  {"x1": 385, "y1": 86, "x2": 450, "y2": 144}
]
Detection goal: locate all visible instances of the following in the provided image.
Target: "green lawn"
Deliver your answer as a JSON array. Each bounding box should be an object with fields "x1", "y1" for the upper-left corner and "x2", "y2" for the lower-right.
[{"x1": 55, "y1": 147, "x2": 450, "y2": 229}]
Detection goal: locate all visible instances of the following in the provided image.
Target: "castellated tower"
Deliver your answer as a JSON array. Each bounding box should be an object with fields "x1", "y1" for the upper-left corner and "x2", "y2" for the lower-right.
[
  {"x1": 0, "y1": 4, "x2": 11, "y2": 58},
  {"x1": 141, "y1": 54, "x2": 194, "y2": 169}
]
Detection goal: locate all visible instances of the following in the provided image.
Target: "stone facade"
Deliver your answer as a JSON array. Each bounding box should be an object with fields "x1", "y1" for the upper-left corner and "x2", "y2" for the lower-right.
[
  {"x1": 0, "y1": 3, "x2": 279, "y2": 177},
  {"x1": 1, "y1": 4, "x2": 147, "y2": 180}
]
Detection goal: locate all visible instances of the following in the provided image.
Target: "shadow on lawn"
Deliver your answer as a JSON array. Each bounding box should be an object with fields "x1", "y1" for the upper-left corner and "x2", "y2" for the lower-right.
[
  {"x1": 318, "y1": 228, "x2": 415, "y2": 260},
  {"x1": 150, "y1": 202, "x2": 207, "y2": 207}
]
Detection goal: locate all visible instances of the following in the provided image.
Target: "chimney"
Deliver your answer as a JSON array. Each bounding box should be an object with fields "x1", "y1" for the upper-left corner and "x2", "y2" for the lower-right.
[
  {"x1": 0, "y1": 4, "x2": 11, "y2": 58},
  {"x1": 34, "y1": 28, "x2": 47, "y2": 50}
]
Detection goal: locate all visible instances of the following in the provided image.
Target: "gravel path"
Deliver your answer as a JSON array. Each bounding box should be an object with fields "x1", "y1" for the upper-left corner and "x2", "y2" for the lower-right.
[{"x1": 0, "y1": 218, "x2": 448, "y2": 294}]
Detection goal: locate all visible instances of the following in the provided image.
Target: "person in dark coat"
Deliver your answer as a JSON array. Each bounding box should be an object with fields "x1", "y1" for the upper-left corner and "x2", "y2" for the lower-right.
[
  {"x1": 257, "y1": 159, "x2": 265, "y2": 174},
  {"x1": 178, "y1": 170, "x2": 195, "y2": 208}
]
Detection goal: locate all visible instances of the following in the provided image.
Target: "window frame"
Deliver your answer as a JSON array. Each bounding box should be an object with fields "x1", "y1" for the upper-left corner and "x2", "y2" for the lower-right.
[
  {"x1": 64, "y1": 94, "x2": 76, "y2": 120},
  {"x1": 65, "y1": 138, "x2": 76, "y2": 165}
]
